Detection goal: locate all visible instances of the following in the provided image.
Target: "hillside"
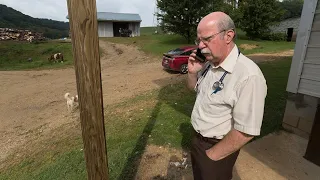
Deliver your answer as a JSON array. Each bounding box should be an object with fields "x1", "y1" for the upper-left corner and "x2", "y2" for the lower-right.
[{"x1": 0, "y1": 4, "x2": 69, "y2": 39}]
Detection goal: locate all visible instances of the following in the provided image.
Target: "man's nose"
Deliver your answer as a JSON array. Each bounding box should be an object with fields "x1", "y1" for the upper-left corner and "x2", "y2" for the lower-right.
[{"x1": 198, "y1": 41, "x2": 206, "y2": 49}]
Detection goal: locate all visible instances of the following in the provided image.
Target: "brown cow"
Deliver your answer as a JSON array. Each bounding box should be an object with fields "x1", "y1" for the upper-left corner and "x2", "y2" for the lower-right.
[{"x1": 48, "y1": 53, "x2": 64, "y2": 63}]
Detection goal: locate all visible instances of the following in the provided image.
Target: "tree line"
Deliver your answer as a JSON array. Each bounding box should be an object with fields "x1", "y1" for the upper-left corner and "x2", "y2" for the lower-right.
[
  {"x1": 156, "y1": 0, "x2": 304, "y2": 43},
  {"x1": 0, "y1": 4, "x2": 69, "y2": 39}
]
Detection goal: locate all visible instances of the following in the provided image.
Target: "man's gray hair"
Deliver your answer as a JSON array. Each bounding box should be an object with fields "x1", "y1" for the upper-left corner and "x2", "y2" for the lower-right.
[
  {"x1": 217, "y1": 15, "x2": 235, "y2": 31},
  {"x1": 217, "y1": 15, "x2": 236, "y2": 39}
]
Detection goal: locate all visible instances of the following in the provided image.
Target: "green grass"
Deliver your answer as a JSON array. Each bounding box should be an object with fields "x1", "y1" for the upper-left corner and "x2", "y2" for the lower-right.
[
  {"x1": 103, "y1": 28, "x2": 295, "y2": 58},
  {"x1": 140, "y1": 26, "x2": 163, "y2": 35},
  {"x1": 0, "y1": 40, "x2": 73, "y2": 70},
  {"x1": 0, "y1": 57, "x2": 292, "y2": 180},
  {"x1": 0, "y1": 27, "x2": 294, "y2": 71},
  {"x1": 0, "y1": 150, "x2": 87, "y2": 180}
]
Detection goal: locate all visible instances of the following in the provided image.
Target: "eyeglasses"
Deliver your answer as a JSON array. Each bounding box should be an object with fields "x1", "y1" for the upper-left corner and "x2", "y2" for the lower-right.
[{"x1": 194, "y1": 30, "x2": 226, "y2": 45}]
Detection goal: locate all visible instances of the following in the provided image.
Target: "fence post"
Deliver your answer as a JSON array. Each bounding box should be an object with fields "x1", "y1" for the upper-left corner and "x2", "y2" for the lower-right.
[{"x1": 66, "y1": 0, "x2": 109, "y2": 179}]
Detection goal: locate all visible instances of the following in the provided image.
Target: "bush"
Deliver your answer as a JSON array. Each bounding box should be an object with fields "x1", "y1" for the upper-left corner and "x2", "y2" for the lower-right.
[{"x1": 261, "y1": 32, "x2": 287, "y2": 41}]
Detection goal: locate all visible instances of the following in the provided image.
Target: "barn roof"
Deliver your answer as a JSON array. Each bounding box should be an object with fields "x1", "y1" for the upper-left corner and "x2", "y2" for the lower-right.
[
  {"x1": 66, "y1": 12, "x2": 142, "y2": 22},
  {"x1": 97, "y1": 12, "x2": 141, "y2": 22}
]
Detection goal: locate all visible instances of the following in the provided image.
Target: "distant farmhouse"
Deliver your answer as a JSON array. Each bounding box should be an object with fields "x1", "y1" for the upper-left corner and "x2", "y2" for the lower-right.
[
  {"x1": 67, "y1": 12, "x2": 142, "y2": 37},
  {"x1": 269, "y1": 17, "x2": 301, "y2": 42}
]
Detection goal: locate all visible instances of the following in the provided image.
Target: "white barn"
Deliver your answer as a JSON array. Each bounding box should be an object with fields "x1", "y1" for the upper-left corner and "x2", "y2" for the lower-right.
[
  {"x1": 283, "y1": 0, "x2": 320, "y2": 166},
  {"x1": 67, "y1": 12, "x2": 142, "y2": 37},
  {"x1": 269, "y1": 17, "x2": 301, "y2": 42}
]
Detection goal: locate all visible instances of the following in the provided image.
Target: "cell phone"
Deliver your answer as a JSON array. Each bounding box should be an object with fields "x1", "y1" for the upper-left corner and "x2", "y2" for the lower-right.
[{"x1": 195, "y1": 48, "x2": 206, "y2": 63}]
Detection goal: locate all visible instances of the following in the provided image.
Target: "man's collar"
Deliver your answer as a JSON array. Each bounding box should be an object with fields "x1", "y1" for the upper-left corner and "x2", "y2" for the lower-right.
[{"x1": 210, "y1": 44, "x2": 240, "y2": 73}]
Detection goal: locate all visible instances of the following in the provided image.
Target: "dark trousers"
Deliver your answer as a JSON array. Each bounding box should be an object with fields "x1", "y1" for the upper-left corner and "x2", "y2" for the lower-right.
[{"x1": 191, "y1": 131, "x2": 240, "y2": 180}]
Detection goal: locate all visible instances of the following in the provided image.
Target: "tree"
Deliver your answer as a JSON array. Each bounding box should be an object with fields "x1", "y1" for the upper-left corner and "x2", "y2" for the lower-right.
[
  {"x1": 279, "y1": 0, "x2": 304, "y2": 20},
  {"x1": 156, "y1": 0, "x2": 223, "y2": 43},
  {"x1": 239, "y1": 0, "x2": 284, "y2": 39}
]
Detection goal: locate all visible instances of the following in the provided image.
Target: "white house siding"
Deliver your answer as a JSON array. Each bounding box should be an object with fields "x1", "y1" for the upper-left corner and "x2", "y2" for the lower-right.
[
  {"x1": 298, "y1": 2, "x2": 320, "y2": 98},
  {"x1": 98, "y1": 22, "x2": 113, "y2": 37}
]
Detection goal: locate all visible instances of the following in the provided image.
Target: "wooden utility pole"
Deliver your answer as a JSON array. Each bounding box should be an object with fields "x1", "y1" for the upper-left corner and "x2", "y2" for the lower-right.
[{"x1": 66, "y1": 0, "x2": 109, "y2": 179}]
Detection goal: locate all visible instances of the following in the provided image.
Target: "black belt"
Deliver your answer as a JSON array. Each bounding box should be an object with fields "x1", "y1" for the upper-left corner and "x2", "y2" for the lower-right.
[{"x1": 194, "y1": 130, "x2": 221, "y2": 143}]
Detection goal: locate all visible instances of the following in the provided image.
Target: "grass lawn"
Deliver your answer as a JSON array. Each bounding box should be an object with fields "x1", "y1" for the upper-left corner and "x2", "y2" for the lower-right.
[
  {"x1": 0, "y1": 27, "x2": 294, "y2": 71},
  {"x1": 0, "y1": 40, "x2": 74, "y2": 71},
  {"x1": 102, "y1": 30, "x2": 295, "y2": 57},
  {"x1": 0, "y1": 57, "x2": 292, "y2": 180}
]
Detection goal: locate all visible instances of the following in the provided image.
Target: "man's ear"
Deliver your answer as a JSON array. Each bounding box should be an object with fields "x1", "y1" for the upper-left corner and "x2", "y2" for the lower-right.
[{"x1": 225, "y1": 30, "x2": 235, "y2": 44}]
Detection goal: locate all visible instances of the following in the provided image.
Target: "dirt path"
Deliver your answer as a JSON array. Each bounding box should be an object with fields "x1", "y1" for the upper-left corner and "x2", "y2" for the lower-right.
[{"x1": 0, "y1": 41, "x2": 294, "y2": 172}]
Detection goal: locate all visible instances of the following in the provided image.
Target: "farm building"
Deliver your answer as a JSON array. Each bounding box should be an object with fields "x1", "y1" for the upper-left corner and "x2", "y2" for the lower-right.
[
  {"x1": 67, "y1": 12, "x2": 141, "y2": 37},
  {"x1": 269, "y1": 17, "x2": 301, "y2": 42},
  {"x1": 283, "y1": 0, "x2": 320, "y2": 166}
]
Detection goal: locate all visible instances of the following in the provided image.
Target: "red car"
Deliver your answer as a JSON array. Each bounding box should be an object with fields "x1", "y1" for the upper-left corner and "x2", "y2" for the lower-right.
[{"x1": 162, "y1": 45, "x2": 197, "y2": 74}]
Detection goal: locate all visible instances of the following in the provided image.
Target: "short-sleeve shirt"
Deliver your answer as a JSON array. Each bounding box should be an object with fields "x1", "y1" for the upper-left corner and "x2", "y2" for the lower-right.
[{"x1": 191, "y1": 44, "x2": 267, "y2": 139}]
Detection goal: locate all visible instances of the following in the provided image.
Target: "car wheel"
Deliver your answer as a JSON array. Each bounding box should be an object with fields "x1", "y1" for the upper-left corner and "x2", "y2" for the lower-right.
[{"x1": 180, "y1": 64, "x2": 188, "y2": 74}]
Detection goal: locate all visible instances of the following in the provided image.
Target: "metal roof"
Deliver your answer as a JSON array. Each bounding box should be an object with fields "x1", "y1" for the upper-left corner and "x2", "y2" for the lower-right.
[
  {"x1": 66, "y1": 12, "x2": 142, "y2": 22},
  {"x1": 97, "y1": 12, "x2": 141, "y2": 22}
]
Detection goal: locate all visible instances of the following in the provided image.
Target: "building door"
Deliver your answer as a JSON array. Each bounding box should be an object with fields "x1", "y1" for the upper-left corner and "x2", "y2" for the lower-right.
[
  {"x1": 287, "y1": 28, "x2": 294, "y2": 42},
  {"x1": 304, "y1": 102, "x2": 320, "y2": 166},
  {"x1": 113, "y1": 22, "x2": 129, "y2": 37}
]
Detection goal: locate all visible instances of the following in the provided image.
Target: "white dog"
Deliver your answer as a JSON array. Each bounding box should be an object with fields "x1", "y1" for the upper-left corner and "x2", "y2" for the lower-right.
[{"x1": 64, "y1": 92, "x2": 79, "y2": 112}]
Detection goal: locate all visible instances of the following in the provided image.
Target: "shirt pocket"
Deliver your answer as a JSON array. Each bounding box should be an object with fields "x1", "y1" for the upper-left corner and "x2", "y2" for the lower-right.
[
  {"x1": 201, "y1": 92, "x2": 227, "y2": 117},
  {"x1": 206, "y1": 92, "x2": 225, "y2": 105}
]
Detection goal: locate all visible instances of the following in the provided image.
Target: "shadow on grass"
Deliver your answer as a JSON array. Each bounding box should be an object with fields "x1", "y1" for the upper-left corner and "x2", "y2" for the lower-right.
[
  {"x1": 117, "y1": 75, "x2": 194, "y2": 180},
  {"x1": 116, "y1": 97, "x2": 161, "y2": 180}
]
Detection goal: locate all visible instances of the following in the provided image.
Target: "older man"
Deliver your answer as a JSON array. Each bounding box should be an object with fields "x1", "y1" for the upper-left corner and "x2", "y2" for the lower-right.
[{"x1": 187, "y1": 12, "x2": 267, "y2": 179}]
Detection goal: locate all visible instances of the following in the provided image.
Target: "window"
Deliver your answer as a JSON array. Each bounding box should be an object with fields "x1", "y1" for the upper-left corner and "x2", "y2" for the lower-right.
[
  {"x1": 167, "y1": 48, "x2": 184, "y2": 55},
  {"x1": 181, "y1": 50, "x2": 193, "y2": 56}
]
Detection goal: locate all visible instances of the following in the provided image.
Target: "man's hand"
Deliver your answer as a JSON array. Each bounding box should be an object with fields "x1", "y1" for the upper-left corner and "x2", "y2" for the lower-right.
[
  {"x1": 188, "y1": 49, "x2": 205, "y2": 74},
  {"x1": 187, "y1": 49, "x2": 206, "y2": 90},
  {"x1": 205, "y1": 149, "x2": 217, "y2": 161},
  {"x1": 205, "y1": 129, "x2": 254, "y2": 161}
]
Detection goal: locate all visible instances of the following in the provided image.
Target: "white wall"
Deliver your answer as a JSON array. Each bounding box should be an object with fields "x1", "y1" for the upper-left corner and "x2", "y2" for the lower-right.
[{"x1": 98, "y1": 22, "x2": 113, "y2": 37}]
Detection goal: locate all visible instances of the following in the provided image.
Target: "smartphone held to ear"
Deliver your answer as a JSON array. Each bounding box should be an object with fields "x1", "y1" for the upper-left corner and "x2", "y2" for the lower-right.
[{"x1": 195, "y1": 48, "x2": 206, "y2": 63}]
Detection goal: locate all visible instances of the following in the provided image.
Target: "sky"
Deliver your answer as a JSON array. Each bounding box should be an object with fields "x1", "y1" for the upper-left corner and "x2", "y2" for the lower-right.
[{"x1": 0, "y1": 0, "x2": 157, "y2": 27}]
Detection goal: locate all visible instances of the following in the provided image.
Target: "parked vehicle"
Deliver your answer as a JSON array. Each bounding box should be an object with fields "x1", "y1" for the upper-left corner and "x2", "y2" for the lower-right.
[{"x1": 162, "y1": 45, "x2": 197, "y2": 74}]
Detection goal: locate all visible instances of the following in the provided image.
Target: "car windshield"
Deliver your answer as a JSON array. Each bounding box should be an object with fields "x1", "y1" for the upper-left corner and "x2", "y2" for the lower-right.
[{"x1": 167, "y1": 48, "x2": 184, "y2": 55}]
